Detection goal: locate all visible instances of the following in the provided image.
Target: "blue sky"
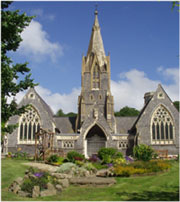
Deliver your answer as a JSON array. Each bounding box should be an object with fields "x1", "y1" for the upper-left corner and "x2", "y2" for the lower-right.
[{"x1": 8, "y1": 1, "x2": 179, "y2": 113}]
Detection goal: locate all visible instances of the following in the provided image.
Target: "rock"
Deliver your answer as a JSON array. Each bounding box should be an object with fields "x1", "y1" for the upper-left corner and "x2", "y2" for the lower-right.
[
  {"x1": 25, "y1": 169, "x2": 30, "y2": 174},
  {"x1": 14, "y1": 177, "x2": 23, "y2": 185},
  {"x1": 13, "y1": 184, "x2": 21, "y2": 194},
  {"x1": 32, "y1": 186, "x2": 40, "y2": 198},
  {"x1": 55, "y1": 184, "x2": 62, "y2": 192},
  {"x1": 40, "y1": 183, "x2": 57, "y2": 197},
  {"x1": 85, "y1": 171, "x2": 90, "y2": 177},
  {"x1": 23, "y1": 175, "x2": 29, "y2": 180},
  {"x1": 28, "y1": 173, "x2": 37, "y2": 179},
  {"x1": 96, "y1": 169, "x2": 113, "y2": 177},
  {"x1": 57, "y1": 179, "x2": 69, "y2": 188},
  {"x1": 18, "y1": 190, "x2": 29, "y2": 197},
  {"x1": 70, "y1": 177, "x2": 116, "y2": 186}
]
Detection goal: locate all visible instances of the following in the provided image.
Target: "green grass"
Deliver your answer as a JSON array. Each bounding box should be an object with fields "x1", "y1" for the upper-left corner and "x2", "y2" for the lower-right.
[{"x1": 1, "y1": 158, "x2": 179, "y2": 201}]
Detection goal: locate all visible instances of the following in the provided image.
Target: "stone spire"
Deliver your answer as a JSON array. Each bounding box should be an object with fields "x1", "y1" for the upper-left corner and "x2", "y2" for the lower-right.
[{"x1": 87, "y1": 9, "x2": 107, "y2": 67}]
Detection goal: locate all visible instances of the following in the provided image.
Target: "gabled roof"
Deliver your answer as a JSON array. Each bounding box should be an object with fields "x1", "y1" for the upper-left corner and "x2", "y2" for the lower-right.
[
  {"x1": 116, "y1": 116, "x2": 137, "y2": 134},
  {"x1": 26, "y1": 87, "x2": 54, "y2": 118},
  {"x1": 54, "y1": 116, "x2": 76, "y2": 133}
]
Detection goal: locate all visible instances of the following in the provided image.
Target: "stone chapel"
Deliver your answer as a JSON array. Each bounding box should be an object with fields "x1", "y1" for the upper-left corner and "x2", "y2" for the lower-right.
[{"x1": 7, "y1": 10, "x2": 179, "y2": 157}]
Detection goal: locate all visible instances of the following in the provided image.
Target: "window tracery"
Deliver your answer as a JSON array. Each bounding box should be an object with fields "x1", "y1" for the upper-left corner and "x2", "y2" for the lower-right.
[
  {"x1": 62, "y1": 141, "x2": 74, "y2": 148},
  {"x1": 151, "y1": 105, "x2": 174, "y2": 144},
  {"x1": 118, "y1": 140, "x2": 128, "y2": 149},
  {"x1": 92, "y1": 64, "x2": 100, "y2": 89},
  {"x1": 19, "y1": 107, "x2": 41, "y2": 144}
]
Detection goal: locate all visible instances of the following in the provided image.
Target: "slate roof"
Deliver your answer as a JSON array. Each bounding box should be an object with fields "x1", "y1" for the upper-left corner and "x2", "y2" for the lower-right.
[
  {"x1": 115, "y1": 117, "x2": 137, "y2": 134},
  {"x1": 54, "y1": 116, "x2": 76, "y2": 133}
]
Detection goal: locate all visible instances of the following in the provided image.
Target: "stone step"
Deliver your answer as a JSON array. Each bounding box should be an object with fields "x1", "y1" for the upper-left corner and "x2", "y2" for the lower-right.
[{"x1": 70, "y1": 177, "x2": 116, "y2": 186}]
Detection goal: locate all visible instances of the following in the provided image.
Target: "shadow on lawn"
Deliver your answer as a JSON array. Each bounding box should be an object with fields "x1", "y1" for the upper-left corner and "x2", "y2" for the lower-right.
[{"x1": 116, "y1": 187, "x2": 179, "y2": 201}]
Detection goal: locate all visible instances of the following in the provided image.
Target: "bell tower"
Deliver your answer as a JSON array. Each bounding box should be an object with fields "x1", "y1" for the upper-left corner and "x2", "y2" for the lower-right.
[{"x1": 76, "y1": 9, "x2": 116, "y2": 133}]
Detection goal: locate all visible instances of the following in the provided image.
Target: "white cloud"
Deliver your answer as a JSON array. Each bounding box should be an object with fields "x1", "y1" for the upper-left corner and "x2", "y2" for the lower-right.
[
  {"x1": 35, "y1": 86, "x2": 80, "y2": 114},
  {"x1": 30, "y1": 9, "x2": 55, "y2": 21},
  {"x1": 10, "y1": 67, "x2": 179, "y2": 114},
  {"x1": 19, "y1": 20, "x2": 63, "y2": 62},
  {"x1": 111, "y1": 68, "x2": 179, "y2": 111}
]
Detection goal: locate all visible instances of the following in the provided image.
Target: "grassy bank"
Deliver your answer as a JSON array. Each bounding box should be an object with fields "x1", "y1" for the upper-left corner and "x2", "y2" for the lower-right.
[{"x1": 1, "y1": 158, "x2": 179, "y2": 201}]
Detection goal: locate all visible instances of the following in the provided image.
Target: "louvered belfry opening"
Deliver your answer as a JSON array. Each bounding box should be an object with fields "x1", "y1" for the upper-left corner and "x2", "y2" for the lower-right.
[{"x1": 86, "y1": 125, "x2": 106, "y2": 157}]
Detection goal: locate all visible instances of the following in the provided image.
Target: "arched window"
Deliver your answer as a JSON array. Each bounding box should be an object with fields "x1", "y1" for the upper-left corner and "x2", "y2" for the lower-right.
[
  {"x1": 92, "y1": 64, "x2": 100, "y2": 89},
  {"x1": 19, "y1": 106, "x2": 41, "y2": 144},
  {"x1": 151, "y1": 105, "x2": 175, "y2": 144}
]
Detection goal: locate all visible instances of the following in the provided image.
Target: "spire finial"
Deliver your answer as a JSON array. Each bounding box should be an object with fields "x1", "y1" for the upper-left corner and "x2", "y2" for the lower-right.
[{"x1": 94, "y1": 4, "x2": 98, "y2": 15}]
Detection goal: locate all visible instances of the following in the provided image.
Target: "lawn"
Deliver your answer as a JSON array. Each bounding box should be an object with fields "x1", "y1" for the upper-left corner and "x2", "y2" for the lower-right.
[{"x1": 1, "y1": 158, "x2": 179, "y2": 201}]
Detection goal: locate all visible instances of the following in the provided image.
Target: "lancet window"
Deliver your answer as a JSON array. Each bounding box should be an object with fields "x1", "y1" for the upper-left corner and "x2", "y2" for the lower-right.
[
  {"x1": 92, "y1": 64, "x2": 100, "y2": 89},
  {"x1": 151, "y1": 105, "x2": 174, "y2": 144},
  {"x1": 19, "y1": 106, "x2": 41, "y2": 144}
]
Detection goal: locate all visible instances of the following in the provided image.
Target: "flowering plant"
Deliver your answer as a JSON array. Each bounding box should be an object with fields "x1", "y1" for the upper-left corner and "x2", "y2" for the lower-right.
[{"x1": 34, "y1": 172, "x2": 44, "y2": 178}]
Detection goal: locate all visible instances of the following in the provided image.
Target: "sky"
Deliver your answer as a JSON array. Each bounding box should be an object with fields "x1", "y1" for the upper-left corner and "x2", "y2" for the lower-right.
[{"x1": 7, "y1": 1, "x2": 179, "y2": 114}]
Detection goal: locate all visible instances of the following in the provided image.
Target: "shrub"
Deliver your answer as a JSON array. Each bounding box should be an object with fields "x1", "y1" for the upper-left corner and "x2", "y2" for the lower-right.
[
  {"x1": 114, "y1": 165, "x2": 147, "y2": 177},
  {"x1": 56, "y1": 162, "x2": 78, "y2": 174},
  {"x1": 75, "y1": 160, "x2": 84, "y2": 167},
  {"x1": 67, "y1": 151, "x2": 84, "y2": 163},
  {"x1": 13, "y1": 152, "x2": 28, "y2": 160},
  {"x1": 133, "y1": 144, "x2": 155, "y2": 161},
  {"x1": 82, "y1": 162, "x2": 96, "y2": 172},
  {"x1": 98, "y1": 148, "x2": 123, "y2": 164},
  {"x1": 92, "y1": 162, "x2": 108, "y2": 170},
  {"x1": 48, "y1": 154, "x2": 59, "y2": 163},
  {"x1": 113, "y1": 158, "x2": 126, "y2": 166},
  {"x1": 89, "y1": 154, "x2": 101, "y2": 163}
]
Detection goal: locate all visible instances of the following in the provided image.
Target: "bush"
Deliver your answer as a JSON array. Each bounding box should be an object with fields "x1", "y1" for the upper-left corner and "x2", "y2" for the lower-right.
[
  {"x1": 98, "y1": 148, "x2": 124, "y2": 164},
  {"x1": 88, "y1": 154, "x2": 101, "y2": 163},
  {"x1": 133, "y1": 144, "x2": 155, "y2": 161},
  {"x1": 67, "y1": 151, "x2": 84, "y2": 163},
  {"x1": 56, "y1": 162, "x2": 78, "y2": 174},
  {"x1": 48, "y1": 154, "x2": 59, "y2": 163},
  {"x1": 92, "y1": 162, "x2": 108, "y2": 170},
  {"x1": 113, "y1": 158, "x2": 126, "y2": 166},
  {"x1": 13, "y1": 152, "x2": 29, "y2": 160},
  {"x1": 82, "y1": 162, "x2": 96, "y2": 172}
]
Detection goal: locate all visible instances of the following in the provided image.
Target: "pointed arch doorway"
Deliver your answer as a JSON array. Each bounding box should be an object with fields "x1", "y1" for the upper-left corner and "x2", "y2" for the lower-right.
[{"x1": 85, "y1": 125, "x2": 107, "y2": 157}]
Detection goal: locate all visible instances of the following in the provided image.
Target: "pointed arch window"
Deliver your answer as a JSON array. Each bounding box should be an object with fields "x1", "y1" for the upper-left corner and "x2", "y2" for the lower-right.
[
  {"x1": 92, "y1": 64, "x2": 100, "y2": 89},
  {"x1": 18, "y1": 107, "x2": 41, "y2": 144},
  {"x1": 151, "y1": 105, "x2": 175, "y2": 144}
]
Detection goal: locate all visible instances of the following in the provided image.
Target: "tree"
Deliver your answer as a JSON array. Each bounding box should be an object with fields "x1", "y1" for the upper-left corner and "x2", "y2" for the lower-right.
[
  {"x1": 115, "y1": 106, "x2": 140, "y2": 117},
  {"x1": 56, "y1": 109, "x2": 77, "y2": 117},
  {"x1": 56, "y1": 109, "x2": 65, "y2": 117},
  {"x1": 1, "y1": 1, "x2": 36, "y2": 135},
  {"x1": 173, "y1": 101, "x2": 179, "y2": 111}
]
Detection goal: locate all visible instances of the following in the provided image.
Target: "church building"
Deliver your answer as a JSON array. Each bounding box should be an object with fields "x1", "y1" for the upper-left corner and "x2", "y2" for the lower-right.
[{"x1": 7, "y1": 10, "x2": 179, "y2": 157}]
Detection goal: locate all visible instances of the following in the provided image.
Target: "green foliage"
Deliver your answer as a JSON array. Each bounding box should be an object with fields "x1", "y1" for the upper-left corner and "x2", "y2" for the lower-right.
[
  {"x1": 47, "y1": 155, "x2": 64, "y2": 165},
  {"x1": 172, "y1": 1, "x2": 180, "y2": 12},
  {"x1": 92, "y1": 162, "x2": 108, "y2": 170},
  {"x1": 98, "y1": 147, "x2": 123, "y2": 164},
  {"x1": 56, "y1": 109, "x2": 77, "y2": 117},
  {"x1": 47, "y1": 154, "x2": 59, "y2": 163},
  {"x1": 1, "y1": 1, "x2": 37, "y2": 134},
  {"x1": 67, "y1": 151, "x2": 84, "y2": 163},
  {"x1": 173, "y1": 101, "x2": 179, "y2": 111},
  {"x1": 115, "y1": 106, "x2": 140, "y2": 117},
  {"x1": 56, "y1": 162, "x2": 78, "y2": 173},
  {"x1": 133, "y1": 144, "x2": 155, "y2": 161},
  {"x1": 113, "y1": 160, "x2": 171, "y2": 177},
  {"x1": 13, "y1": 151, "x2": 28, "y2": 160},
  {"x1": 113, "y1": 158, "x2": 126, "y2": 166},
  {"x1": 82, "y1": 162, "x2": 96, "y2": 172}
]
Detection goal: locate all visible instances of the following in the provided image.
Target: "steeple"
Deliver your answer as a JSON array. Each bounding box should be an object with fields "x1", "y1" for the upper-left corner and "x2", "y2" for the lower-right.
[{"x1": 87, "y1": 9, "x2": 107, "y2": 67}]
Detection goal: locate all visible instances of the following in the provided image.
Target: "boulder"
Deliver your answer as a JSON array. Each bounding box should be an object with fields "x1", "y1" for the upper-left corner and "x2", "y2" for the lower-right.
[
  {"x1": 40, "y1": 183, "x2": 57, "y2": 197},
  {"x1": 55, "y1": 184, "x2": 62, "y2": 192},
  {"x1": 13, "y1": 184, "x2": 21, "y2": 194},
  {"x1": 14, "y1": 177, "x2": 23, "y2": 185},
  {"x1": 23, "y1": 175, "x2": 29, "y2": 180},
  {"x1": 18, "y1": 190, "x2": 30, "y2": 197},
  {"x1": 32, "y1": 186, "x2": 40, "y2": 198},
  {"x1": 96, "y1": 169, "x2": 113, "y2": 177},
  {"x1": 57, "y1": 179, "x2": 69, "y2": 188}
]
